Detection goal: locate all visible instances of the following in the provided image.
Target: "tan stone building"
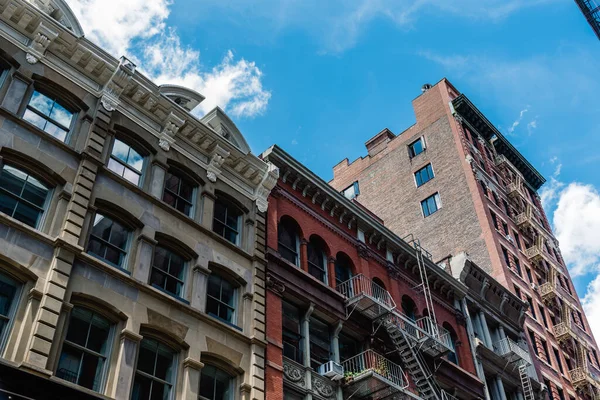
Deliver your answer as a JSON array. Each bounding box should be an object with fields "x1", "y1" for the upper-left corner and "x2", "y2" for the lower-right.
[{"x1": 0, "y1": 1, "x2": 278, "y2": 399}]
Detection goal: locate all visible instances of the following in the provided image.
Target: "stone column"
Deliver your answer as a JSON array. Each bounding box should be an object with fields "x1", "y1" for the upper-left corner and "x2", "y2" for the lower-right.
[
  {"x1": 181, "y1": 358, "x2": 204, "y2": 400},
  {"x1": 302, "y1": 303, "x2": 314, "y2": 368},
  {"x1": 244, "y1": 218, "x2": 255, "y2": 254},
  {"x1": 300, "y1": 239, "x2": 309, "y2": 273},
  {"x1": 200, "y1": 190, "x2": 216, "y2": 230},
  {"x1": 327, "y1": 257, "x2": 336, "y2": 290},
  {"x1": 112, "y1": 329, "x2": 143, "y2": 399},
  {"x1": 242, "y1": 292, "x2": 254, "y2": 335},
  {"x1": 479, "y1": 311, "x2": 494, "y2": 349},
  {"x1": 132, "y1": 233, "x2": 157, "y2": 283},
  {"x1": 191, "y1": 265, "x2": 211, "y2": 312},
  {"x1": 332, "y1": 321, "x2": 343, "y2": 363},
  {"x1": 498, "y1": 326, "x2": 507, "y2": 342},
  {"x1": 496, "y1": 376, "x2": 508, "y2": 400},
  {"x1": 149, "y1": 160, "x2": 168, "y2": 199}
]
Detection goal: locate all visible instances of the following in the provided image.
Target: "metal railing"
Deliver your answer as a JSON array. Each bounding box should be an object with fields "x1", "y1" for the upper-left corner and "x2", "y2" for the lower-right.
[
  {"x1": 343, "y1": 350, "x2": 409, "y2": 389},
  {"x1": 441, "y1": 390, "x2": 459, "y2": 400},
  {"x1": 493, "y1": 337, "x2": 532, "y2": 364},
  {"x1": 337, "y1": 274, "x2": 396, "y2": 310},
  {"x1": 524, "y1": 245, "x2": 544, "y2": 261},
  {"x1": 569, "y1": 367, "x2": 589, "y2": 385},
  {"x1": 417, "y1": 316, "x2": 453, "y2": 349},
  {"x1": 554, "y1": 322, "x2": 574, "y2": 341},
  {"x1": 387, "y1": 312, "x2": 453, "y2": 350}
]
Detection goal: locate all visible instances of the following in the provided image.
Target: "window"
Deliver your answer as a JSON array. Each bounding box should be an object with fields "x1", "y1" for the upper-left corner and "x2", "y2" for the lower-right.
[
  {"x1": 502, "y1": 221, "x2": 509, "y2": 235},
  {"x1": 200, "y1": 365, "x2": 232, "y2": 400},
  {"x1": 513, "y1": 255, "x2": 522, "y2": 276},
  {"x1": 491, "y1": 211, "x2": 498, "y2": 229},
  {"x1": 87, "y1": 213, "x2": 131, "y2": 269},
  {"x1": 526, "y1": 296, "x2": 536, "y2": 319},
  {"x1": 408, "y1": 137, "x2": 425, "y2": 158},
  {"x1": 309, "y1": 317, "x2": 331, "y2": 370},
  {"x1": 529, "y1": 331, "x2": 538, "y2": 356},
  {"x1": 526, "y1": 268, "x2": 533, "y2": 284},
  {"x1": 282, "y1": 301, "x2": 303, "y2": 363},
  {"x1": 278, "y1": 217, "x2": 300, "y2": 266},
  {"x1": 56, "y1": 308, "x2": 112, "y2": 392},
  {"x1": 480, "y1": 181, "x2": 488, "y2": 197},
  {"x1": 544, "y1": 380, "x2": 554, "y2": 400},
  {"x1": 23, "y1": 91, "x2": 74, "y2": 142},
  {"x1": 414, "y1": 164, "x2": 434, "y2": 187},
  {"x1": 0, "y1": 272, "x2": 20, "y2": 348},
  {"x1": 108, "y1": 139, "x2": 144, "y2": 186},
  {"x1": 334, "y1": 253, "x2": 353, "y2": 288},
  {"x1": 540, "y1": 307, "x2": 548, "y2": 329},
  {"x1": 502, "y1": 246, "x2": 510, "y2": 268},
  {"x1": 514, "y1": 285, "x2": 522, "y2": 299},
  {"x1": 342, "y1": 181, "x2": 359, "y2": 200},
  {"x1": 339, "y1": 333, "x2": 359, "y2": 363},
  {"x1": 0, "y1": 164, "x2": 50, "y2": 228},
  {"x1": 492, "y1": 191, "x2": 499, "y2": 206},
  {"x1": 150, "y1": 246, "x2": 186, "y2": 298},
  {"x1": 553, "y1": 348, "x2": 564, "y2": 373},
  {"x1": 514, "y1": 231, "x2": 522, "y2": 250},
  {"x1": 541, "y1": 339, "x2": 550, "y2": 363},
  {"x1": 401, "y1": 296, "x2": 417, "y2": 321},
  {"x1": 421, "y1": 193, "x2": 441, "y2": 217},
  {"x1": 162, "y1": 171, "x2": 195, "y2": 216},
  {"x1": 444, "y1": 323, "x2": 460, "y2": 365},
  {"x1": 206, "y1": 274, "x2": 237, "y2": 325},
  {"x1": 557, "y1": 387, "x2": 565, "y2": 400},
  {"x1": 213, "y1": 200, "x2": 242, "y2": 245},
  {"x1": 132, "y1": 338, "x2": 176, "y2": 400},
  {"x1": 307, "y1": 237, "x2": 327, "y2": 284}
]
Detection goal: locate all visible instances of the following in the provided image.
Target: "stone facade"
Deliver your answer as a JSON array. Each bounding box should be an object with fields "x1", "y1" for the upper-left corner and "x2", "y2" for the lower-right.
[
  {"x1": 0, "y1": 1, "x2": 277, "y2": 399},
  {"x1": 329, "y1": 79, "x2": 600, "y2": 400}
]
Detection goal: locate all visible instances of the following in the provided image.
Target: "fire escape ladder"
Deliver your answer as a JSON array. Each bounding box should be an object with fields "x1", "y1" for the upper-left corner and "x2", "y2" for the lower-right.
[
  {"x1": 405, "y1": 236, "x2": 438, "y2": 329},
  {"x1": 385, "y1": 319, "x2": 441, "y2": 400},
  {"x1": 518, "y1": 363, "x2": 534, "y2": 400}
]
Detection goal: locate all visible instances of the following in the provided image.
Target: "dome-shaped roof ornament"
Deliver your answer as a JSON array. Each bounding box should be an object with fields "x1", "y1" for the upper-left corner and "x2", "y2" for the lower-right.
[
  {"x1": 28, "y1": 0, "x2": 84, "y2": 37},
  {"x1": 159, "y1": 84, "x2": 205, "y2": 112}
]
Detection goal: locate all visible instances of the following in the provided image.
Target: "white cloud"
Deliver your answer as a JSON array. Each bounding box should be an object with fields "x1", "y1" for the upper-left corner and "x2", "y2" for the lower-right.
[
  {"x1": 507, "y1": 106, "x2": 529, "y2": 135},
  {"x1": 582, "y1": 276, "x2": 600, "y2": 343},
  {"x1": 66, "y1": 0, "x2": 270, "y2": 118},
  {"x1": 526, "y1": 118, "x2": 537, "y2": 135}
]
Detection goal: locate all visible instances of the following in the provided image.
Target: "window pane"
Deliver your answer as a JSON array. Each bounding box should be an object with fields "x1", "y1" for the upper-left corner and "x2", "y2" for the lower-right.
[
  {"x1": 43, "y1": 121, "x2": 68, "y2": 142},
  {"x1": 207, "y1": 275, "x2": 221, "y2": 299},
  {"x1": 56, "y1": 345, "x2": 82, "y2": 384},
  {"x1": 66, "y1": 308, "x2": 92, "y2": 346},
  {"x1": 153, "y1": 247, "x2": 169, "y2": 272},
  {"x1": 0, "y1": 277, "x2": 17, "y2": 317},
  {"x1": 200, "y1": 369, "x2": 216, "y2": 399},
  {"x1": 162, "y1": 191, "x2": 176, "y2": 208},
  {"x1": 107, "y1": 158, "x2": 125, "y2": 177},
  {"x1": 132, "y1": 373, "x2": 152, "y2": 400},
  {"x1": 150, "y1": 270, "x2": 166, "y2": 289},
  {"x1": 108, "y1": 221, "x2": 129, "y2": 250},
  {"x1": 164, "y1": 173, "x2": 180, "y2": 194},
  {"x1": 79, "y1": 352, "x2": 104, "y2": 391},
  {"x1": 87, "y1": 238, "x2": 106, "y2": 260},
  {"x1": 23, "y1": 109, "x2": 47, "y2": 131},
  {"x1": 168, "y1": 254, "x2": 185, "y2": 279},
  {"x1": 154, "y1": 344, "x2": 174, "y2": 381},
  {"x1": 165, "y1": 277, "x2": 182, "y2": 297},
  {"x1": 224, "y1": 227, "x2": 238, "y2": 244},
  {"x1": 104, "y1": 246, "x2": 123, "y2": 266},
  {"x1": 214, "y1": 202, "x2": 226, "y2": 223},
  {"x1": 111, "y1": 139, "x2": 130, "y2": 163},
  {"x1": 220, "y1": 281, "x2": 234, "y2": 306},
  {"x1": 13, "y1": 201, "x2": 41, "y2": 227},
  {"x1": 206, "y1": 296, "x2": 219, "y2": 317},
  {"x1": 176, "y1": 199, "x2": 191, "y2": 216},
  {"x1": 1, "y1": 165, "x2": 27, "y2": 195},
  {"x1": 22, "y1": 177, "x2": 48, "y2": 207},
  {"x1": 49, "y1": 101, "x2": 73, "y2": 128},
  {"x1": 87, "y1": 314, "x2": 110, "y2": 354},
  {"x1": 123, "y1": 167, "x2": 141, "y2": 186},
  {"x1": 137, "y1": 340, "x2": 157, "y2": 375},
  {"x1": 28, "y1": 91, "x2": 53, "y2": 115},
  {"x1": 127, "y1": 148, "x2": 144, "y2": 172},
  {"x1": 179, "y1": 181, "x2": 193, "y2": 201},
  {"x1": 226, "y1": 211, "x2": 239, "y2": 230},
  {"x1": 0, "y1": 192, "x2": 18, "y2": 218}
]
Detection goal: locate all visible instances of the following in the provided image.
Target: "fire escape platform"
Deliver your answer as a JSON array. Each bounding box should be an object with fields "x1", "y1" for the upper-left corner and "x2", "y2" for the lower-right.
[
  {"x1": 386, "y1": 312, "x2": 453, "y2": 358},
  {"x1": 338, "y1": 275, "x2": 396, "y2": 320}
]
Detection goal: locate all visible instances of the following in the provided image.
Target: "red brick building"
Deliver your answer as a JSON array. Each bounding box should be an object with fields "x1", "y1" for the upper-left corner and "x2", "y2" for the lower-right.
[
  {"x1": 261, "y1": 146, "x2": 484, "y2": 400},
  {"x1": 329, "y1": 79, "x2": 600, "y2": 400}
]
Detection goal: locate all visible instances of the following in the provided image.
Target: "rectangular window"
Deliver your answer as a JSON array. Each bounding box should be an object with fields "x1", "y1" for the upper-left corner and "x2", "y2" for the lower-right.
[
  {"x1": 526, "y1": 296, "x2": 536, "y2": 319},
  {"x1": 502, "y1": 221, "x2": 509, "y2": 235},
  {"x1": 339, "y1": 333, "x2": 359, "y2": 363},
  {"x1": 213, "y1": 200, "x2": 242, "y2": 245},
  {"x1": 544, "y1": 380, "x2": 554, "y2": 400},
  {"x1": 513, "y1": 255, "x2": 522, "y2": 276},
  {"x1": 503, "y1": 199, "x2": 511, "y2": 217},
  {"x1": 421, "y1": 193, "x2": 441, "y2": 217},
  {"x1": 108, "y1": 139, "x2": 145, "y2": 186},
  {"x1": 162, "y1": 171, "x2": 195, "y2": 216},
  {"x1": 526, "y1": 268, "x2": 533, "y2": 283},
  {"x1": 514, "y1": 231, "x2": 522, "y2": 250},
  {"x1": 133, "y1": 338, "x2": 176, "y2": 400},
  {"x1": 23, "y1": 91, "x2": 74, "y2": 142},
  {"x1": 150, "y1": 246, "x2": 186, "y2": 298},
  {"x1": 87, "y1": 213, "x2": 131, "y2": 269},
  {"x1": 502, "y1": 246, "x2": 510, "y2": 267},
  {"x1": 540, "y1": 307, "x2": 548, "y2": 329},
  {"x1": 514, "y1": 285, "x2": 522, "y2": 299},
  {"x1": 414, "y1": 164, "x2": 434, "y2": 187},
  {"x1": 206, "y1": 274, "x2": 237, "y2": 325},
  {"x1": 529, "y1": 331, "x2": 538, "y2": 356},
  {"x1": 553, "y1": 347, "x2": 564, "y2": 373},
  {"x1": 491, "y1": 211, "x2": 498, "y2": 230},
  {"x1": 0, "y1": 272, "x2": 19, "y2": 350},
  {"x1": 557, "y1": 387, "x2": 565, "y2": 400},
  {"x1": 408, "y1": 137, "x2": 425, "y2": 158},
  {"x1": 309, "y1": 317, "x2": 331, "y2": 370},
  {"x1": 282, "y1": 301, "x2": 303, "y2": 363},
  {"x1": 0, "y1": 164, "x2": 50, "y2": 228},
  {"x1": 341, "y1": 181, "x2": 359, "y2": 200}
]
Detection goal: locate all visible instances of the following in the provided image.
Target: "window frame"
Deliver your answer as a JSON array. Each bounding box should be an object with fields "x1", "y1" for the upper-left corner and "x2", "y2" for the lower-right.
[
  {"x1": 206, "y1": 273, "x2": 239, "y2": 328},
  {"x1": 55, "y1": 306, "x2": 114, "y2": 393},
  {"x1": 22, "y1": 89, "x2": 77, "y2": 143},
  {"x1": 199, "y1": 364, "x2": 234, "y2": 400},
  {"x1": 150, "y1": 245, "x2": 188, "y2": 301},
  {"x1": 212, "y1": 198, "x2": 243, "y2": 246},
  {"x1": 277, "y1": 218, "x2": 300, "y2": 267},
  {"x1": 408, "y1": 137, "x2": 426, "y2": 158},
  {"x1": 86, "y1": 211, "x2": 133, "y2": 271},
  {"x1": 307, "y1": 238, "x2": 328, "y2": 284},
  {"x1": 107, "y1": 137, "x2": 147, "y2": 187},
  {"x1": 0, "y1": 271, "x2": 22, "y2": 352},
  {"x1": 414, "y1": 163, "x2": 434, "y2": 187},
  {"x1": 0, "y1": 162, "x2": 52, "y2": 229},
  {"x1": 132, "y1": 337, "x2": 178, "y2": 400},
  {"x1": 162, "y1": 168, "x2": 197, "y2": 218},
  {"x1": 341, "y1": 181, "x2": 360, "y2": 200},
  {"x1": 420, "y1": 192, "x2": 441, "y2": 217}
]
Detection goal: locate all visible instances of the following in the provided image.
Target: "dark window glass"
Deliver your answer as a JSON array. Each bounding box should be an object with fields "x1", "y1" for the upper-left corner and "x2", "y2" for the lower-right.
[
  {"x1": 445, "y1": 325, "x2": 460, "y2": 365},
  {"x1": 415, "y1": 164, "x2": 434, "y2": 187},
  {"x1": 540, "y1": 308, "x2": 548, "y2": 328},
  {"x1": 503, "y1": 200, "x2": 511, "y2": 217},
  {"x1": 513, "y1": 256, "x2": 522, "y2": 276},
  {"x1": 107, "y1": 139, "x2": 144, "y2": 186},
  {"x1": 150, "y1": 246, "x2": 186, "y2": 298},
  {"x1": 514, "y1": 231, "x2": 522, "y2": 250},
  {"x1": 307, "y1": 238, "x2": 327, "y2": 284},
  {"x1": 480, "y1": 181, "x2": 488, "y2": 197},
  {"x1": 23, "y1": 91, "x2": 74, "y2": 142},
  {"x1": 200, "y1": 365, "x2": 232, "y2": 400},
  {"x1": 401, "y1": 296, "x2": 417, "y2": 321},
  {"x1": 544, "y1": 380, "x2": 554, "y2": 400},
  {"x1": 421, "y1": 193, "x2": 441, "y2": 217},
  {"x1": 529, "y1": 331, "x2": 539, "y2": 356},
  {"x1": 491, "y1": 211, "x2": 498, "y2": 229},
  {"x1": 513, "y1": 285, "x2": 522, "y2": 299},
  {"x1": 278, "y1": 218, "x2": 299, "y2": 266},
  {"x1": 87, "y1": 213, "x2": 131, "y2": 268},
  {"x1": 527, "y1": 297, "x2": 537, "y2": 319},
  {"x1": 553, "y1": 348, "x2": 564, "y2": 373},
  {"x1": 0, "y1": 272, "x2": 19, "y2": 344},
  {"x1": 502, "y1": 247, "x2": 510, "y2": 267},
  {"x1": 339, "y1": 333, "x2": 359, "y2": 362},
  {"x1": 408, "y1": 138, "x2": 425, "y2": 158},
  {"x1": 0, "y1": 165, "x2": 49, "y2": 228},
  {"x1": 132, "y1": 338, "x2": 175, "y2": 400},
  {"x1": 526, "y1": 268, "x2": 533, "y2": 283},
  {"x1": 212, "y1": 200, "x2": 241, "y2": 245},
  {"x1": 282, "y1": 301, "x2": 303, "y2": 363},
  {"x1": 309, "y1": 317, "x2": 330, "y2": 370},
  {"x1": 502, "y1": 221, "x2": 509, "y2": 235},
  {"x1": 335, "y1": 255, "x2": 353, "y2": 288},
  {"x1": 56, "y1": 308, "x2": 111, "y2": 392},
  {"x1": 162, "y1": 171, "x2": 195, "y2": 216},
  {"x1": 206, "y1": 274, "x2": 236, "y2": 325}
]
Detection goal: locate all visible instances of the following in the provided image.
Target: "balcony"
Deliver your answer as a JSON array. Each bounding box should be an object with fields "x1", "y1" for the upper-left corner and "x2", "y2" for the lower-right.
[
  {"x1": 569, "y1": 367, "x2": 600, "y2": 389},
  {"x1": 342, "y1": 350, "x2": 411, "y2": 400},
  {"x1": 387, "y1": 312, "x2": 453, "y2": 358},
  {"x1": 554, "y1": 322, "x2": 577, "y2": 343},
  {"x1": 493, "y1": 338, "x2": 532, "y2": 365},
  {"x1": 337, "y1": 275, "x2": 396, "y2": 320},
  {"x1": 524, "y1": 244, "x2": 547, "y2": 264},
  {"x1": 540, "y1": 281, "x2": 575, "y2": 305}
]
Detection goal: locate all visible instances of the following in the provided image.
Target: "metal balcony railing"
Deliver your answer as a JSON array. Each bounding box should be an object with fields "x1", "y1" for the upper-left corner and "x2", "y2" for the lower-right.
[
  {"x1": 387, "y1": 312, "x2": 453, "y2": 357},
  {"x1": 337, "y1": 274, "x2": 396, "y2": 320},
  {"x1": 343, "y1": 350, "x2": 409, "y2": 400},
  {"x1": 493, "y1": 338, "x2": 532, "y2": 365},
  {"x1": 554, "y1": 322, "x2": 576, "y2": 342},
  {"x1": 524, "y1": 245, "x2": 544, "y2": 262}
]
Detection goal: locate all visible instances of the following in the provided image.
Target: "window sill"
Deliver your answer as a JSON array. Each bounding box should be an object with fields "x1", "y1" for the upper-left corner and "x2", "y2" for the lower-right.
[
  {"x1": 207, "y1": 312, "x2": 242, "y2": 331},
  {"x1": 49, "y1": 376, "x2": 113, "y2": 400},
  {"x1": 150, "y1": 283, "x2": 190, "y2": 305}
]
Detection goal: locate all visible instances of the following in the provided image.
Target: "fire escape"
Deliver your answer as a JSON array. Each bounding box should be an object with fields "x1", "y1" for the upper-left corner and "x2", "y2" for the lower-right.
[
  {"x1": 337, "y1": 238, "x2": 454, "y2": 400},
  {"x1": 496, "y1": 155, "x2": 600, "y2": 399},
  {"x1": 574, "y1": 0, "x2": 600, "y2": 40}
]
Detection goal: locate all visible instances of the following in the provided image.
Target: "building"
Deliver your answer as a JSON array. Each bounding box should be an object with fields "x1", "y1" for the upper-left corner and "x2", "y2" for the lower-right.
[
  {"x1": 329, "y1": 79, "x2": 600, "y2": 400},
  {"x1": 0, "y1": 0, "x2": 278, "y2": 399},
  {"x1": 574, "y1": 0, "x2": 600, "y2": 40},
  {"x1": 261, "y1": 145, "x2": 488, "y2": 400}
]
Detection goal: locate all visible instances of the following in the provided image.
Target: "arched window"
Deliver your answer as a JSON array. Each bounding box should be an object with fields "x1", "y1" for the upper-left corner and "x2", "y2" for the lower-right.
[
  {"x1": 443, "y1": 322, "x2": 460, "y2": 366},
  {"x1": 0, "y1": 164, "x2": 50, "y2": 228},
  {"x1": 278, "y1": 217, "x2": 300, "y2": 266},
  {"x1": 0, "y1": 271, "x2": 20, "y2": 350},
  {"x1": 335, "y1": 253, "x2": 353, "y2": 287},
  {"x1": 87, "y1": 213, "x2": 132, "y2": 269},
  {"x1": 56, "y1": 307, "x2": 112, "y2": 392},
  {"x1": 213, "y1": 198, "x2": 242, "y2": 245},
  {"x1": 307, "y1": 236, "x2": 327, "y2": 284},
  {"x1": 200, "y1": 365, "x2": 233, "y2": 400},
  {"x1": 108, "y1": 138, "x2": 146, "y2": 186},
  {"x1": 150, "y1": 245, "x2": 187, "y2": 299},
  {"x1": 401, "y1": 296, "x2": 417, "y2": 321},
  {"x1": 132, "y1": 338, "x2": 176, "y2": 400},
  {"x1": 206, "y1": 273, "x2": 238, "y2": 326}
]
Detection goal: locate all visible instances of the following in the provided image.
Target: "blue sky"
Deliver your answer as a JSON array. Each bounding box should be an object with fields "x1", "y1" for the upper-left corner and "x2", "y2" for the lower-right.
[{"x1": 67, "y1": 0, "x2": 600, "y2": 338}]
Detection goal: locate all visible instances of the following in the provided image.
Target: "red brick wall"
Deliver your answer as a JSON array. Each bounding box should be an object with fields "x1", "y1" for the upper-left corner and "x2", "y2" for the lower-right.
[{"x1": 265, "y1": 289, "x2": 284, "y2": 400}]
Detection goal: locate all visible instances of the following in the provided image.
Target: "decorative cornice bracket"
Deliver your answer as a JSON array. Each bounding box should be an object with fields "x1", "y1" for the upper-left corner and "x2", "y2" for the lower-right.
[
  {"x1": 158, "y1": 112, "x2": 185, "y2": 151},
  {"x1": 26, "y1": 22, "x2": 58, "y2": 64},
  {"x1": 255, "y1": 162, "x2": 279, "y2": 213},
  {"x1": 206, "y1": 145, "x2": 230, "y2": 183},
  {"x1": 100, "y1": 56, "x2": 136, "y2": 112}
]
